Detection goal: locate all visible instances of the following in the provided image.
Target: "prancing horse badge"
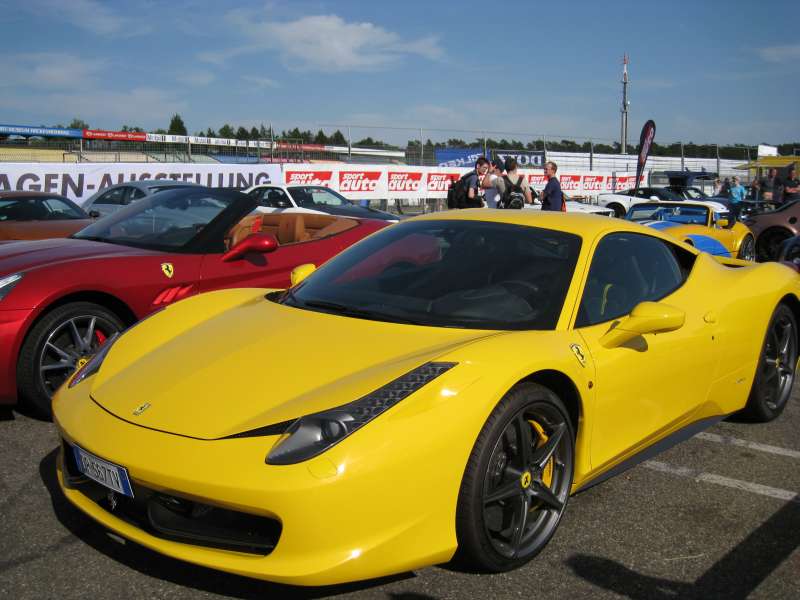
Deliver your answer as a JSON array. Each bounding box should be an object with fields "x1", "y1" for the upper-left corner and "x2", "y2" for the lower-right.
[{"x1": 161, "y1": 263, "x2": 174, "y2": 278}]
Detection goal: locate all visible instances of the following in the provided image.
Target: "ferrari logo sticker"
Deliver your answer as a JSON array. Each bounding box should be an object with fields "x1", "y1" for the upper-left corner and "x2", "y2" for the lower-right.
[
  {"x1": 161, "y1": 263, "x2": 174, "y2": 279},
  {"x1": 570, "y1": 343, "x2": 587, "y2": 367},
  {"x1": 133, "y1": 402, "x2": 151, "y2": 416},
  {"x1": 520, "y1": 471, "x2": 532, "y2": 489}
]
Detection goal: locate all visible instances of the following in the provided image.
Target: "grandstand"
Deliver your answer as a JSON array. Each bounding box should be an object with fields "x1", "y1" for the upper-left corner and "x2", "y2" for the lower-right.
[{"x1": 0, "y1": 147, "x2": 78, "y2": 162}]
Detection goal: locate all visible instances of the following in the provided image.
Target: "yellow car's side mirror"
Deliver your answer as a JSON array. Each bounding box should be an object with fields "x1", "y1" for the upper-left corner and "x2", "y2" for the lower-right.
[
  {"x1": 290, "y1": 263, "x2": 316, "y2": 287},
  {"x1": 716, "y1": 218, "x2": 730, "y2": 228},
  {"x1": 600, "y1": 301, "x2": 685, "y2": 349}
]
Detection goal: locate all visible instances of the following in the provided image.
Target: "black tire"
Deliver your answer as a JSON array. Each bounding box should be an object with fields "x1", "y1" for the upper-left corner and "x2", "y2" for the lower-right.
[
  {"x1": 737, "y1": 234, "x2": 755, "y2": 261},
  {"x1": 756, "y1": 228, "x2": 793, "y2": 262},
  {"x1": 456, "y1": 383, "x2": 574, "y2": 572},
  {"x1": 742, "y1": 304, "x2": 797, "y2": 422},
  {"x1": 17, "y1": 302, "x2": 125, "y2": 419},
  {"x1": 608, "y1": 203, "x2": 626, "y2": 219}
]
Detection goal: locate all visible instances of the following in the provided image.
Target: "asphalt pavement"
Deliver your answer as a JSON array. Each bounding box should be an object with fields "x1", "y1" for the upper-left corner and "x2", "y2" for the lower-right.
[{"x1": 1, "y1": 388, "x2": 798, "y2": 600}]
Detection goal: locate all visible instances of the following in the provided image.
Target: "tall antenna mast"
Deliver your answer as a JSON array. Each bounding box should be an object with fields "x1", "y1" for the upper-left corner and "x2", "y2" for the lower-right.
[{"x1": 620, "y1": 54, "x2": 629, "y2": 154}]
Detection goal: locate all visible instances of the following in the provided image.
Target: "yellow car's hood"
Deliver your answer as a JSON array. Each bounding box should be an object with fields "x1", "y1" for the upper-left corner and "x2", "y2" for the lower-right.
[{"x1": 91, "y1": 289, "x2": 497, "y2": 439}]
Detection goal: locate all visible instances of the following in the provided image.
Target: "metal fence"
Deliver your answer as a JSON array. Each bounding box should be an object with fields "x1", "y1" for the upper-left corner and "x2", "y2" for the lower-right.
[{"x1": 0, "y1": 123, "x2": 760, "y2": 179}]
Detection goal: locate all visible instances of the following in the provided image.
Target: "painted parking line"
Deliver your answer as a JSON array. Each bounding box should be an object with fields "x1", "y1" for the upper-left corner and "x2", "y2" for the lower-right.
[
  {"x1": 696, "y1": 432, "x2": 800, "y2": 460},
  {"x1": 643, "y1": 460, "x2": 800, "y2": 504}
]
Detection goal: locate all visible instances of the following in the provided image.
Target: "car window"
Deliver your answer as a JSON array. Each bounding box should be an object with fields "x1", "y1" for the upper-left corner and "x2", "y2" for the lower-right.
[
  {"x1": 280, "y1": 220, "x2": 582, "y2": 330},
  {"x1": 0, "y1": 199, "x2": 49, "y2": 221},
  {"x1": 42, "y1": 197, "x2": 86, "y2": 219},
  {"x1": 576, "y1": 232, "x2": 691, "y2": 327},
  {"x1": 259, "y1": 188, "x2": 292, "y2": 208},
  {"x1": 288, "y1": 186, "x2": 349, "y2": 207},
  {"x1": 148, "y1": 185, "x2": 195, "y2": 194},
  {"x1": 130, "y1": 187, "x2": 146, "y2": 200},
  {"x1": 95, "y1": 187, "x2": 127, "y2": 205}
]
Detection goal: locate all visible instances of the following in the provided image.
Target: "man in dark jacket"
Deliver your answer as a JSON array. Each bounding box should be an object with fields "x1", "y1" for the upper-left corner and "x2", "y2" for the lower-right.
[{"x1": 541, "y1": 161, "x2": 563, "y2": 211}]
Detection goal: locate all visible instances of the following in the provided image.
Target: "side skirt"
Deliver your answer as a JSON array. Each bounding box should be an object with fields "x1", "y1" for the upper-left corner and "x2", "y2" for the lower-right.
[{"x1": 574, "y1": 413, "x2": 730, "y2": 493}]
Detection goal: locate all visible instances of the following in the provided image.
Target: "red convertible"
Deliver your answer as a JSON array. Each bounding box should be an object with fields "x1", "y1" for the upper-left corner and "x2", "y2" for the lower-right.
[{"x1": 0, "y1": 188, "x2": 386, "y2": 417}]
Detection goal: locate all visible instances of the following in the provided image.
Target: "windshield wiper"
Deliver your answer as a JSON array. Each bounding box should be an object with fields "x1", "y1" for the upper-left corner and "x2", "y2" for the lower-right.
[{"x1": 302, "y1": 299, "x2": 425, "y2": 325}]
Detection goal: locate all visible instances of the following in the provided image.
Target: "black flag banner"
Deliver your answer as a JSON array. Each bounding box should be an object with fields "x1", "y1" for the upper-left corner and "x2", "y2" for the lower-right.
[{"x1": 634, "y1": 119, "x2": 656, "y2": 193}]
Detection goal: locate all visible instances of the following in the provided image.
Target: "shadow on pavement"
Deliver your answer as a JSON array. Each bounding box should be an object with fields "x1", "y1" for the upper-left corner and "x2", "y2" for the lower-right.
[
  {"x1": 567, "y1": 496, "x2": 800, "y2": 599},
  {"x1": 38, "y1": 448, "x2": 419, "y2": 600}
]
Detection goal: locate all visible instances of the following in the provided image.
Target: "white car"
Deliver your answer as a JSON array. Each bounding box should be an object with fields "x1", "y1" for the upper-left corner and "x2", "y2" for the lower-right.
[
  {"x1": 244, "y1": 184, "x2": 399, "y2": 223},
  {"x1": 597, "y1": 187, "x2": 728, "y2": 218}
]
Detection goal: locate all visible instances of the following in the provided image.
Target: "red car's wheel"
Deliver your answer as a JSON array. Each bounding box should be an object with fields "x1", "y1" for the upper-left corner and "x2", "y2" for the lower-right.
[{"x1": 17, "y1": 302, "x2": 124, "y2": 419}]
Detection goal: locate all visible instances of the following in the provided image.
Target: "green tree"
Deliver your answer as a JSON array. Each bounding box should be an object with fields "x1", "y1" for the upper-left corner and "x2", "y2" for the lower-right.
[
  {"x1": 250, "y1": 126, "x2": 260, "y2": 140},
  {"x1": 153, "y1": 128, "x2": 168, "y2": 134},
  {"x1": 68, "y1": 118, "x2": 89, "y2": 129},
  {"x1": 329, "y1": 130, "x2": 347, "y2": 145},
  {"x1": 313, "y1": 130, "x2": 329, "y2": 145},
  {"x1": 205, "y1": 127, "x2": 217, "y2": 138},
  {"x1": 235, "y1": 126, "x2": 250, "y2": 140},
  {"x1": 218, "y1": 124, "x2": 235, "y2": 138},
  {"x1": 168, "y1": 113, "x2": 187, "y2": 135}
]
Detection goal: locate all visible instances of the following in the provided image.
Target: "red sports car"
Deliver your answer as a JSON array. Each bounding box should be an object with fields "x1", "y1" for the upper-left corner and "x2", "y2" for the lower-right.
[{"x1": 0, "y1": 187, "x2": 386, "y2": 418}]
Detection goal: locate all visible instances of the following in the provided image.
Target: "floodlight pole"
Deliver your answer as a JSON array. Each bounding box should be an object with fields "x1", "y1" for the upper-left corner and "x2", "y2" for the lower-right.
[{"x1": 620, "y1": 54, "x2": 629, "y2": 154}]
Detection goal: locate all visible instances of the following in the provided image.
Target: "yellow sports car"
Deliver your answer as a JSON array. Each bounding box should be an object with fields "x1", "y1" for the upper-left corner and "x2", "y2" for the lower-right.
[
  {"x1": 54, "y1": 210, "x2": 799, "y2": 586},
  {"x1": 626, "y1": 201, "x2": 756, "y2": 261}
]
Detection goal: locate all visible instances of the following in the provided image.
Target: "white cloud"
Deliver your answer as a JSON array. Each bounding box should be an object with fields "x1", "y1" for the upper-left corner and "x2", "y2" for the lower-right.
[
  {"x1": 0, "y1": 87, "x2": 186, "y2": 128},
  {"x1": 758, "y1": 44, "x2": 800, "y2": 63},
  {"x1": 24, "y1": 0, "x2": 150, "y2": 36},
  {"x1": 241, "y1": 75, "x2": 280, "y2": 89},
  {"x1": 177, "y1": 70, "x2": 216, "y2": 86},
  {"x1": 0, "y1": 53, "x2": 106, "y2": 90},
  {"x1": 202, "y1": 11, "x2": 442, "y2": 71}
]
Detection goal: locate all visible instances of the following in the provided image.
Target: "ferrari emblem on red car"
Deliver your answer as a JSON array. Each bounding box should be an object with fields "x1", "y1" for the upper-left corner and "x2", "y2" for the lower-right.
[{"x1": 161, "y1": 263, "x2": 174, "y2": 278}]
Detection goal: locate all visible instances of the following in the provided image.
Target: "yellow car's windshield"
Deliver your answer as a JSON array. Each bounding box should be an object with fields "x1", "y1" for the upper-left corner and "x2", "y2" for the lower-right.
[{"x1": 277, "y1": 220, "x2": 582, "y2": 330}]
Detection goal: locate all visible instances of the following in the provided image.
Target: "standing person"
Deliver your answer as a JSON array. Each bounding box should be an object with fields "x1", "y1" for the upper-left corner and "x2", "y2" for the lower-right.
[
  {"x1": 728, "y1": 176, "x2": 747, "y2": 219},
  {"x1": 713, "y1": 178, "x2": 723, "y2": 196},
  {"x1": 540, "y1": 161, "x2": 563, "y2": 211},
  {"x1": 481, "y1": 159, "x2": 505, "y2": 208},
  {"x1": 496, "y1": 157, "x2": 533, "y2": 209},
  {"x1": 782, "y1": 165, "x2": 800, "y2": 204},
  {"x1": 465, "y1": 157, "x2": 489, "y2": 208},
  {"x1": 760, "y1": 167, "x2": 779, "y2": 203},
  {"x1": 719, "y1": 177, "x2": 731, "y2": 198}
]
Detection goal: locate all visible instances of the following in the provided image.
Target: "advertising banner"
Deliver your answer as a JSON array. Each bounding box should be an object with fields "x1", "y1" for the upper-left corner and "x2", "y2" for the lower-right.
[
  {"x1": 84, "y1": 129, "x2": 148, "y2": 142},
  {"x1": 0, "y1": 163, "x2": 281, "y2": 202},
  {"x1": 492, "y1": 150, "x2": 545, "y2": 168},
  {"x1": 435, "y1": 148, "x2": 484, "y2": 168},
  {"x1": 281, "y1": 164, "x2": 649, "y2": 200},
  {"x1": 0, "y1": 124, "x2": 83, "y2": 138},
  {"x1": 635, "y1": 119, "x2": 656, "y2": 193}
]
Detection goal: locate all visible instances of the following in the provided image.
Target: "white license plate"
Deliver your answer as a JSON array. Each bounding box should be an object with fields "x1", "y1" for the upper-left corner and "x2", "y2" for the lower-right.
[{"x1": 72, "y1": 445, "x2": 134, "y2": 498}]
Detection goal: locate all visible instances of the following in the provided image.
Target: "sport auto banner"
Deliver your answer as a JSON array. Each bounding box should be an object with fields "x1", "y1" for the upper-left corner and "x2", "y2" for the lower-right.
[
  {"x1": 0, "y1": 163, "x2": 282, "y2": 202},
  {"x1": 492, "y1": 150, "x2": 545, "y2": 168},
  {"x1": 281, "y1": 164, "x2": 647, "y2": 200}
]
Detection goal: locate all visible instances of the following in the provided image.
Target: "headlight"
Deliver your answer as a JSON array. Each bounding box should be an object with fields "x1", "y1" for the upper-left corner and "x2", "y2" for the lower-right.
[
  {"x1": 266, "y1": 361, "x2": 456, "y2": 465},
  {"x1": 0, "y1": 273, "x2": 23, "y2": 301},
  {"x1": 68, "y1": 332, "x2": 120, "y2": 388}
]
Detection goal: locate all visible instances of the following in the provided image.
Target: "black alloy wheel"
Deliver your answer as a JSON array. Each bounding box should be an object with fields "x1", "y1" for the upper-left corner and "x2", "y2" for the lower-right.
[
  {"x1": 608, "y1": 203, "x2": 626, "y2": 219},
  {"x1": 737, "y1": 234, "x2": 756, "y2": 261},
  {"x1": 756, "y1": 228, "x2": 793, "y2": 262},
  {"x1": 743, "y1": 303, "x2": 797, "y2": 422},
  {"x1": 456, "y1": 383, "x2": 574, "y2": 572},
  {"x1": 17, "y1": 302, "x2": 125, "y2": 419}
]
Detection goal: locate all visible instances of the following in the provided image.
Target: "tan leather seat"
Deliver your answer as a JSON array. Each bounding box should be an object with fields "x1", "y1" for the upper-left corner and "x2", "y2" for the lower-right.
[
  {"x1": 277, "y1": 214, "x2": 310, "y2": 244},
  {"x1": 227, "y1": 214, "x2": 263, "y2": 249}
]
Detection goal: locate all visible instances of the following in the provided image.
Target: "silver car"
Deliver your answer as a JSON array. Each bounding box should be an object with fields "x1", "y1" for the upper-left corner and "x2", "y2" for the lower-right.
[{"x1": 81, "y1": 180, "x2": 201, "y2": 217}]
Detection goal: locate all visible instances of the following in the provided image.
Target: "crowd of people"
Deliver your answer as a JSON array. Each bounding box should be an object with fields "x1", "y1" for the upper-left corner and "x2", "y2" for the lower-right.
[
  {"x1": 714, "y1": 165, "x2": 800, "y2": 208},
  {"x1": 450, "y1": 157, "x2": 565, "y2": 211}
]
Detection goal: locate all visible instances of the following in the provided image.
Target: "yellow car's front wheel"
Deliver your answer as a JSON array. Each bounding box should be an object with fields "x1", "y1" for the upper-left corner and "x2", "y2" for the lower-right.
[
  {"x1": 738, "y1": 234, "x2": 755, "y2": 262},
  {"x1": 456, "y1": 383, "x2": 574, "y2": 572}
]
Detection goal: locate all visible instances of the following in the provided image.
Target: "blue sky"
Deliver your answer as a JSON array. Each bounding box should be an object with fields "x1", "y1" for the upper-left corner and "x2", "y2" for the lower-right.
[{"x1": 0, "y1": 0, "x2": 798, "y2": 146}]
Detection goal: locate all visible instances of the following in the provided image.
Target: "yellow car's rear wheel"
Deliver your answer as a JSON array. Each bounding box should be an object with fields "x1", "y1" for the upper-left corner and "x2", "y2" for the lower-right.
[{"x1": 456, "y1": 382, "x2": 574, "y2": 572}]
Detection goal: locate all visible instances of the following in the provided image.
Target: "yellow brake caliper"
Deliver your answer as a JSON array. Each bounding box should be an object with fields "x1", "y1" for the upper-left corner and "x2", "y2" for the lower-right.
[{"x1": 530, "y1": 420, "x2": 553, "y2": 488}]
